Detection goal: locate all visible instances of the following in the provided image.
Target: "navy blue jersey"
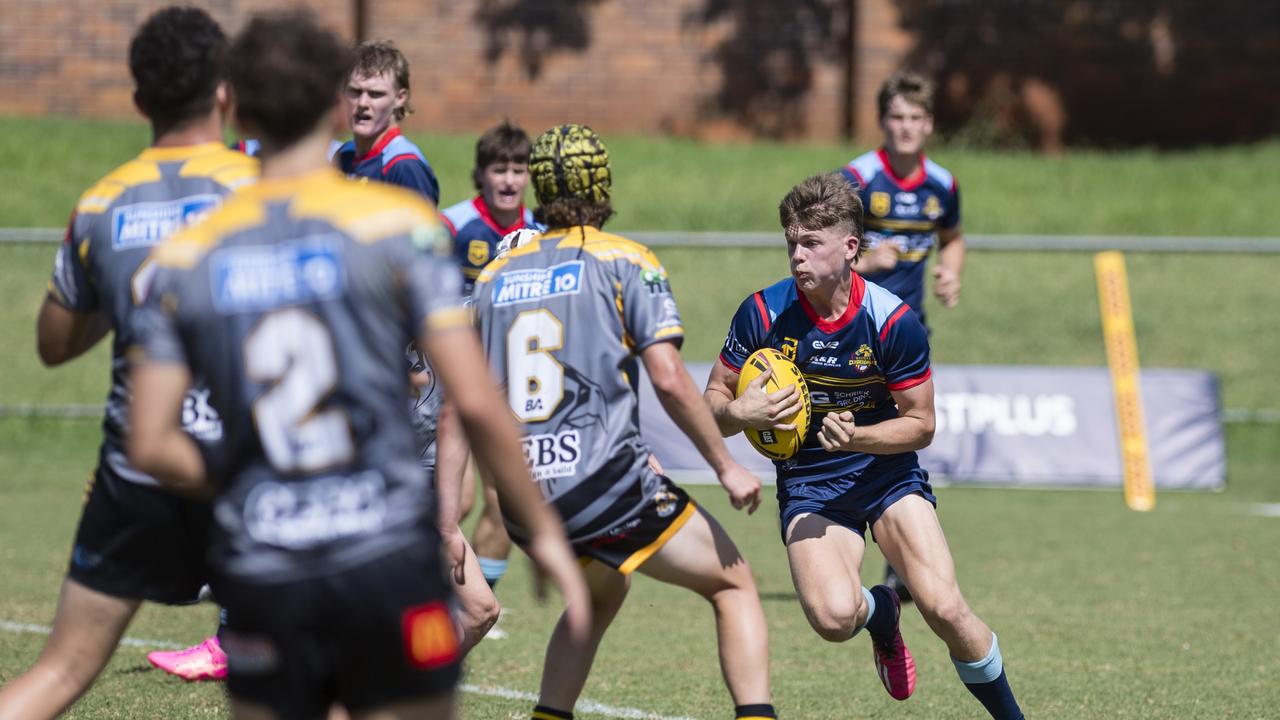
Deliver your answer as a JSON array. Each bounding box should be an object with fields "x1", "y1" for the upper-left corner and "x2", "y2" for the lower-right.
[
  {"x1": 840, "y1": 149, "x2": 960, "y2": 321},
  {"x1": 441, "y1": 195, "x2": 540, "y2": 296},
  {"x1": 336, "y1": 127, "x2": 439, "y2": 205},
  {"x1": 719, "y1": 274, "x2": 931, "y2": 489}
]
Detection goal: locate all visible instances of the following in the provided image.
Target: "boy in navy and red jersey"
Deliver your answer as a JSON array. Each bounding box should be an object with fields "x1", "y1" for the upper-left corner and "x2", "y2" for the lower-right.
[
  {"x1": 442, "y1": 121, "x2": 542, "y2": 297},
  {"x1": 840, "y1": 71, "x2": 965, "y2": 329},
  {"x1": 705, "y1": 174, "x2": 1022, "y2": 720},
  {"x1": 333, "y1": 41, "x2": 440, "y2": 204}
]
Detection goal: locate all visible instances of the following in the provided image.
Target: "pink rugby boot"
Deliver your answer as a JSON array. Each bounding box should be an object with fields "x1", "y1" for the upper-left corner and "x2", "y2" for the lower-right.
[
  {"x1": 147, "y1": 636, "x2": 227, "y2": 681},
  {"x1": 870, "y1": 585, "x2": 917, "y2": 700}
]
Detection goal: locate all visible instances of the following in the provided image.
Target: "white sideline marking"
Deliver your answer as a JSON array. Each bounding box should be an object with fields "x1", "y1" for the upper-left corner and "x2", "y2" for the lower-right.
[
  {"x1": 1249, "y1": 503, "x2": 1280, "y2": 517},
  {"x1": 459, "y1": 684, "x2": 699, "y2": 720},
  {"x1": 1, "y1": 619, "x2": 700, "y2": 720},
  {"x1": 0, "y1": 620, "x2": 183, "y2": 649}
]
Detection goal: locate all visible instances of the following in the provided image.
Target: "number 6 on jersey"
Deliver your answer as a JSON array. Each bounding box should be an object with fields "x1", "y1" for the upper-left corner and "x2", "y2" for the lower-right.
[{"x1": 506, "y1": 309, "x2": 564, "y2": 422}]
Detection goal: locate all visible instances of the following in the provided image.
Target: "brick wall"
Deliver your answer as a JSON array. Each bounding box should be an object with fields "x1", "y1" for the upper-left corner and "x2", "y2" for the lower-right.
[{"x1": 2, "y1": 1, "x2": 1276, "y2": 147}]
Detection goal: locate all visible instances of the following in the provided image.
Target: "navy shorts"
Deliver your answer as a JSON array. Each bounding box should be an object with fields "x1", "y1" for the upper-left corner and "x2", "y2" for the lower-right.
[
  {"x1": 216, "y1": 542, "x2": 460, "y2": 719},
  {"x1": 68, "y1": 457, "x2": 212, "y2": 604},
  {"x1": 777, "y1": 465, "x2": 936, "y2": 543}
]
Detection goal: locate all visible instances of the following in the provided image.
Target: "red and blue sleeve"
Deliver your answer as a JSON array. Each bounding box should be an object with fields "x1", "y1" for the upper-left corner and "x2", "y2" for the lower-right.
[
  {"x1": 880, "y1": 302, "x2": 931, "y2": 391},
  {"x1": 718, "y1": 292, "x2": 768, "y2": 373}
]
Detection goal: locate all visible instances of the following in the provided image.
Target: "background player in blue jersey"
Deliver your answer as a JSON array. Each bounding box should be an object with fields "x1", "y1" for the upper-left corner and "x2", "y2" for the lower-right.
[
  {"x1": 334, "y1": 41, "x2": 441, "y2": 204},
  {"x1": 0, "y1": 8, "x2": 254, "y2": 718},
  {"x1": 704, "y1": 174, "x2": 1022, "y2": 719},
  {"x1": 441, "y1": 121, "x2": 541, "y2": 597},
  {"x1": 842, "y1": 71, "x2": 965, "y2": 327},
  {"x1": 841, "y1": 71, "x2": 967, "y2": 600},
  {"x1": 126, "y1": 12, "x2": 588, "y2": 719}
]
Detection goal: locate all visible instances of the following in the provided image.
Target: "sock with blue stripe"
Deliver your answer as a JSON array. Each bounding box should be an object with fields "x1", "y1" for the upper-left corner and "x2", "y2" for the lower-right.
[
  {"x1": 531, "y1": 705, "x2": 573, "y2": 720},
  {"x1": 216, "y1": 606, "x2": 228, "y2": 641},
  {"x1": 735, "y1": 703, "x2": 777, "y2": 718},
  {"x1": 479, "y1": 556, "x2": 509, "y2": 589},
  {"x1": 953, "y1": 633, "x2": 1024, "y2": 720}
]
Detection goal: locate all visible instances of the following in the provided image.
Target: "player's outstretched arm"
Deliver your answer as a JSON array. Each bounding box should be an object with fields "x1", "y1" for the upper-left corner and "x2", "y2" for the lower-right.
[
  {"x1": 128, "y1": 362, "x2": 212, "y2": 498},
  {"x1": 421, "y1": 324, "x2": 591, "y2": 641},
  {"x1": 816, "y1": 378, "x2": 936, "y2": 454},
  {"x1": 704, "y1": 361, "x2": 803, "y2": 438},
  {"x1": 35, "y1": 300, "x2": 110, "y2": 367},
  {"x1": 644, "y1": 342, "x2": 761, "y2": 513}
]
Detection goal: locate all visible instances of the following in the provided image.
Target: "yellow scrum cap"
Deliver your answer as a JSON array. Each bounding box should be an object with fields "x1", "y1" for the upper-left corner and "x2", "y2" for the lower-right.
[{"x1": 529, "y1": 123, "x2": 611, "y2": 205}]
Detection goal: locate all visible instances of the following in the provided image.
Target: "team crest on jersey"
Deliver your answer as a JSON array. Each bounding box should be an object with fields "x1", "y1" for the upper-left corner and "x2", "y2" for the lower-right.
[
  {"x1": 491, "y1": 260, "x2": 584, "y2": 306},
  {"x1": 779, "y1": 337, "x2": 799, "y2": 361},
  {"x1": 849, "y1": 344, "x2": 876, "y2": 372},
  {"x1": 111, "y1": 194, "x2": 221, "y2": 250},
  {"x1": 467, "y1": 239, "x2": 490, "y2": 266},
  {"x1": 869, "y1": 191, "x2": 891, "y2": 217},
  {"x1": 210, "y1": 235, "x2": 346, "y2": 313},
  {"x1": 923, "y1": 195, "x2": 942, "y2": 219}
]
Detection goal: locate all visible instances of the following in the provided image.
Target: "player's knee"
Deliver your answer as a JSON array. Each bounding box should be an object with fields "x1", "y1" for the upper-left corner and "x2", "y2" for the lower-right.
[{"x1": 805, "y1": 600, "x2": 861, "y2": 642}]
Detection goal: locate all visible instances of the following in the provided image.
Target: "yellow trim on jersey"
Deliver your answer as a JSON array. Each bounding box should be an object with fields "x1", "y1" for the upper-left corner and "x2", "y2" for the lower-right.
[
  {"x1": 286, "y1": 173, "x2": 440, "y2": 245},
  {"x1": 178, "y1": 146, "x2": 259, "y2": 189},
  {"x1": 151, "y1": 196, "x2": 266, "y2": 270},
  {"x1": 652, "y1": 325, "x2": 684, "y2": 340},
  {"x1": 805, "y1": 373, "x2": 884, "y2": 388},
  {"x1": 866, "y1": 217, "x2": 936, "y2": 232},
  {"x1": 75, "y1": 159, "x2": 163, "y2": 214},
  {"x1": 617, "y1": 500, "x2": 697, "y2": 575},
  {"x1": 426, "y1": 307, "x2": 472, "y2": 332},
  {"x1": 548, "y1": 226, "x2": 663, "y2": 271}
]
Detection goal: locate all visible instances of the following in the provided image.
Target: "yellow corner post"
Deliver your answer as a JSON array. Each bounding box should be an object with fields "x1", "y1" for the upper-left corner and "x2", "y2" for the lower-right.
[{"x1": 1095, "y1": 251, "x2": 1155, "y2": 511}]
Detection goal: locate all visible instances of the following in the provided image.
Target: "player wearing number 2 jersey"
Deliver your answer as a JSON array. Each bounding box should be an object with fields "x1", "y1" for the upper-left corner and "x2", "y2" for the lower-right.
[
  {"x1": 472, "y1": 124, "x2": 778, "y2": 720},
  {"x1": 0, "y1": 9, "x2": 254, "y2": 719},
  {"x1": 126, "y1": 13, "x2": 587, "y2": 719}
]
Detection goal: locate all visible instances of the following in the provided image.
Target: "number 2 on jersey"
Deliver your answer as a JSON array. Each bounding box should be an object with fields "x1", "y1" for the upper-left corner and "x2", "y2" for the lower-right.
[
  {"x1": 245, "y1": 308, "x2": 354, "y2": 472},
  {"x1": 506, "y1": 309, "x2": 564, "y2": 422}
]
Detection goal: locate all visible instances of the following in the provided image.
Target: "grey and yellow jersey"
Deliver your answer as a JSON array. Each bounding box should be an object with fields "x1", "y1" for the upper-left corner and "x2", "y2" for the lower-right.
[
  {"x1": 473, "y1": 225, "x2": 684, "y2": 543},
  {"x1": 48, "y1": 143, "x2": 257, "y2": 486},
  {"x1": 132, "y1": 169, "x2": 467, "y2": 584}
]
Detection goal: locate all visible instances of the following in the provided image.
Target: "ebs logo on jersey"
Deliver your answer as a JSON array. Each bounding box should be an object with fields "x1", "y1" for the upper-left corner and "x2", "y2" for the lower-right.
[{"x1": 111, "y1": 194, "x2": 221, "y2": 250}]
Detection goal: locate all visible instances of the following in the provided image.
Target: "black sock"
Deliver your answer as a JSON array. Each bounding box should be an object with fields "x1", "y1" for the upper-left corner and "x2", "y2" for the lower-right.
[
  {"x1": 735, "y1": 703, "x2": 777, "y2": 719},
  {"x1": 963, "y1": 669, "x2": 1023, "y2": 720},
  {"x1": 531, "y1": 705, "x2": 573, "y2": 720},
  {"x1": 863, "y1": 585, "x2": 897, "y2": 641}
]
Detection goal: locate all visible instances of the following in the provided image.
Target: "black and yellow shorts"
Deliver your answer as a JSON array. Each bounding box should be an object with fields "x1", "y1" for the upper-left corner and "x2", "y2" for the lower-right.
[{"x1": 574, "y1": 476, "x2": 696, "y2": 575}]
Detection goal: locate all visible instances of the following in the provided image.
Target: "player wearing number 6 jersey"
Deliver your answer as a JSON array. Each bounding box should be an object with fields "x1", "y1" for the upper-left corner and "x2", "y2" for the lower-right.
[
  {"x1": 0, "y1": 9, "x2": 255, "y2": 719},
  {"x1": 473, "y1": 124, "x2": 778, "y2": 720},
  {"x1": 125, "y1": 13, "x2": 588, "y2": 720}
]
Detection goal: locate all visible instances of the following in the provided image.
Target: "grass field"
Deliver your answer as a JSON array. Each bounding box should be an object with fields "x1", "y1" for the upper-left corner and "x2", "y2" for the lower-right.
[
  {"x1": 2, "y1": 116, "x2": 1279, "y2": 718},
  {"x1": 2, "y1": 417, "x2": 1279, "y2": 719}
]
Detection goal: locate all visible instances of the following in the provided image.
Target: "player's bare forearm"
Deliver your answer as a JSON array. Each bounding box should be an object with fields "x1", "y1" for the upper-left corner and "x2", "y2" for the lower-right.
[
  {"x1": 433, "y1": 401, "x2": 468, "y2": 536},
  {"x1": 36, "y1": 299, "x2": 110, "y2": 366},
  {"x1": 816, "y1": 380, "x2": 936, "y2": 454},
  {"x1": 933, "y1": 227, "x2": 966, "y2": 307},
  {"x1": 704, "y1": 370, "x2": 750, "y2": 438},
  {"x1": 127, "y1": 362, "x2": 212, "y2": 498},
  {"x1": 644, "y1": 342, "x2": 735, "y2": 472}
]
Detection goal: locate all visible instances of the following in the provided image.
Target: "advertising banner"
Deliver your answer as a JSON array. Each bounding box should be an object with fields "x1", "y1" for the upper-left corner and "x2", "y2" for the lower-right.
[{"x1": 640, "y1": 363, "x2": 1225, "y2": 490}]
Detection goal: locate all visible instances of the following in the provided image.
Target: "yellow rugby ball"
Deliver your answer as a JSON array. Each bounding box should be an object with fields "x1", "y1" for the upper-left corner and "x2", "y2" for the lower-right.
[{"x1": 735, "y1": 348, "x2": 811, "y2": 460}]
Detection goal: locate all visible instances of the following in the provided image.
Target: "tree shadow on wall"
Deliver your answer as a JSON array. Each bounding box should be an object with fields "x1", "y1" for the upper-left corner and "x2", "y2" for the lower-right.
[
  {"x1": 685, "y1": 0, "x2": 851, "y2": 139},
  {"x1": 892, "y1": 0, "x2": 1280, "y2": 149},
  {"x1": 473, "y1": 0, "x2": 605, "y2": 80}
]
